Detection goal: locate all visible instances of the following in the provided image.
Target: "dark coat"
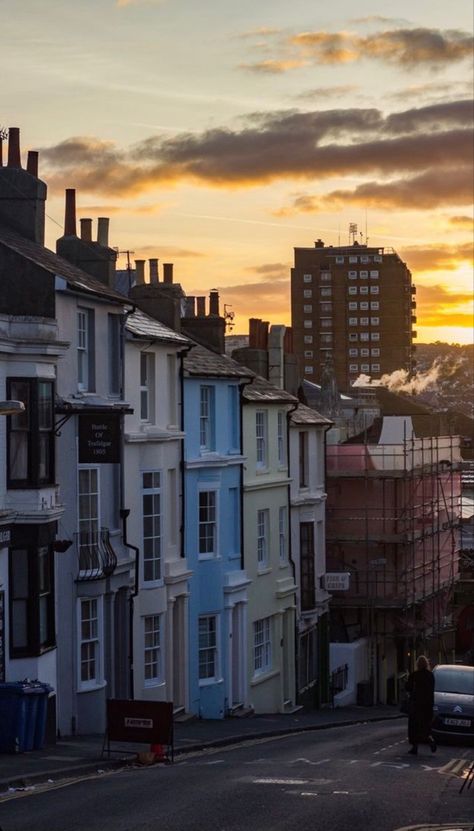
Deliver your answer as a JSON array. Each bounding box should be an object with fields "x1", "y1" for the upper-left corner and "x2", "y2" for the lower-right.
[{"x1": 406, "y1": 668, "x2": 434, "y2": 744}]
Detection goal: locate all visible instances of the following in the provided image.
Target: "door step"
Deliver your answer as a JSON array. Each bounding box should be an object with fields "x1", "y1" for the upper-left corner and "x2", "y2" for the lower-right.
[
  {"x1": 228, "y1": 704, "x2": 254, "y2": 718},
  {"x1": 283, "y1": 702, "x2": 303, "y2": 714},
  {"x1": 173, "y1": 709, "x2": 197, "y2": 724}
]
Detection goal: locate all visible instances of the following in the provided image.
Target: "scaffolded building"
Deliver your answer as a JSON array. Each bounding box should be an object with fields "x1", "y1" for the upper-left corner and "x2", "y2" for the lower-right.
[{"x1": 325, "y1": 416, "x2": 462, "y2": 705}]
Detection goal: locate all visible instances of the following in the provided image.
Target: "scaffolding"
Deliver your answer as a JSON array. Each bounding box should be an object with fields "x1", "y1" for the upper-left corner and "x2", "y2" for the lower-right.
[{"x1": 326, "y1": 432, "x2": 462, "y2": 698}]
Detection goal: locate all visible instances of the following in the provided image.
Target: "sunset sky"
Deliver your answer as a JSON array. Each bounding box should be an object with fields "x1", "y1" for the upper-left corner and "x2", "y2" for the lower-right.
[{"x1": 2, "y1": 0, "x2": 473, "y2": 343}]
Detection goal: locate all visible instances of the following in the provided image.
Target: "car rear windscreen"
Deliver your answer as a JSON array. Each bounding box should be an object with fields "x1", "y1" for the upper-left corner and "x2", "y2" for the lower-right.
[{"x1": 434, "y1": 668, "x2": 474, "y2": 694}]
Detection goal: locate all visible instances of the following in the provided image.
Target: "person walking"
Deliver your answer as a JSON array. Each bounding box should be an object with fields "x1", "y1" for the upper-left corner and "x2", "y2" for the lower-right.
[{"x1": 405, "y1": 655, "x2": 437, "y2": 755}]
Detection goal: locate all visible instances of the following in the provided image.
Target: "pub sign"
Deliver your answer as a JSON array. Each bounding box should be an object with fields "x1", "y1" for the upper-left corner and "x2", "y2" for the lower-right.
[{"x1": 78, "y1": 413, "x2": 121, "y2": 464}]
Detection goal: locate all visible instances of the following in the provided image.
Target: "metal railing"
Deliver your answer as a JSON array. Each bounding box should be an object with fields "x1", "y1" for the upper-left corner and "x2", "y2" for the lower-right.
[{"x1": 76, "y1": 527, "x2": 118, "y2": 581}]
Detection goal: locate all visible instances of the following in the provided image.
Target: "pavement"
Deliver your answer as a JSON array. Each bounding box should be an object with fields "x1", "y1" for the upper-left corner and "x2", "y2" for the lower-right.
[{"x1": 0, "y1": 703, "x2": 404, "y2": 793}]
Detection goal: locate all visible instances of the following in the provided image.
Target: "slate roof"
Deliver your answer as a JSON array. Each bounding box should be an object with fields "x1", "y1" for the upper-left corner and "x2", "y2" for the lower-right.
[
  {"x1": 0, "y1": 224, "x2": 129, "y2": 305},
  {"x1": 125, "y1": 307, "x2": 189, "y2": 345},
  {"x1": 242, "y1": 374, "x2": 298, "y2": 405},
  {"x1": 183, "y1": 342, "x2": 254, "y2": 379},
  {"x1": 290, "y1": 402, "x2": 332, "y2": 426}
]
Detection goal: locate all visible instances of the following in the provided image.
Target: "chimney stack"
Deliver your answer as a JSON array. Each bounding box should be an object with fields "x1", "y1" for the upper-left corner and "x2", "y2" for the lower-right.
[
  {"x1": 135, "y1": 259, "x2": 146, "y2": 285},
  {"x1": 8, "y1": 127, "x2": 21, "y2": 169},
  {"x1": 97, "y1": 217, "x2": 110, "y2": 247},
  {"x1": 196, "y1": 296, "x2": 206, "y2": 317},
  {"x1": 149, "y1": 258, "x2": 159, "y2": 285},
  {"x1": 249, "y1": 318, "x2": 260, "y2": 348},
  {"x1": 26, "y1": 151, "x2": 38, "y2": 178},
  {"x1": 163, "y1": 262, "x2": 174, "y2": 284},
  {"x1": 184, "y1": 296, "x2": 195, "y2": 317},
  {"x1": 64, "y1": 189, "x2": 77, "y2": 236},
  {"x1": 209, "y1": 289, "x2": 219, "y2": 316},
  {"x1": 80, "y1": 218, "x2": 93, "y2": 242}
]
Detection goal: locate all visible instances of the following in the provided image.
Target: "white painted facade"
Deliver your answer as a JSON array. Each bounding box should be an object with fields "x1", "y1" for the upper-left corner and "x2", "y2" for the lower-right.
[
  {"x1": 242, "y1": 383, "x2": 298, "y2": 713},
  {"x1": 289, "y1": 405, "x2": 331, "y2": 706},
  {"x1": 123, "y1": 312, "x2": 191, "y2": 710}
]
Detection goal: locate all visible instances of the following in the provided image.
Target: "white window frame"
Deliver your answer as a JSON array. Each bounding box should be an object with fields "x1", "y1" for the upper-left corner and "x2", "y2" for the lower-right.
[
  {"x1": 370, "y1": 270, "x2": 379, "y2": 278},
  {"x1": 254, "y1": 617, "x2": 272, "y2": 676},
  {"x1": 371, "y1": 348, "x2": 380, "y2": 357},
  {"x1": 140, "y1": 352, "x2": 155, "y2": 423},
  {"x1": 256, "y1": 410, "x2": 268, "y2": 469},
  {"x1": 279, "y1": 506, "x2": 287, "y2": 562},
  {"x1": 77, "y1": 307, "x2": 94, "y2": 392},
  {"x1": 77, "y1": 596, "x2": 103, "y2": 691},
  {"x1": 335, "y1": 256, "x2": 344, "y2": 264},
  {"x1": 78, "y1": 466, "x2": 100, "y2": 574},
  {"x1": 199, "y1": 614, "x2": 219, "y2": 683},
  {"x1": 303, "y1": 274, "x2": 312, "y2": 283},
  {"x1": 360, "y1": 348, "x2": 370, "y2": 357},
  {"x1": 349, "y1": 348, "x2": 358, "y2": 357},
  {"x1": 370, "y1": 301, "x2": 379, "y2": 310},
  {"x1": 198, "y1": 488, "x2": 218, "y2": 558},
  {"x1": 143, "y1": 614, "x2": 162, "y2": 685},
  {"x1": 360, "y1": 270, "x2": 368, "y2": 279},
  {"x1": 349, "y1": 255, "x2": 357, "y2": 263},
  {"x1": 304, "y1": 350, "x2": 313, "y2": 358},
  {"x1": 361, "y1": 363, "x2": 370, "y2": 372},
  {"x1": 305, "y1": 366, "x2": 313, "y2": 374},
  {"x1": 320, "y1": 333, "x2": 332, "y2": 343},
  {"x1": 257, "y1": 508, "x2": 269, "y2": 569},
  {"x1": 360, "y1": 285, "x2": 369, "y2": 295},
  {"x1": 360, "y1": 332, "x2": 370, "y2": 341},
  {"x1": 303, "y1": 320, "x2": 312, "y2": 328},
  {"x1": 303, "y1": 304, "x2": 313, "y2": 313},
  {"x1": 199, "y1": 384, "x2": 214, "y2": 451},
  {"x1": 348, "y1": 333, "x2": 358, "y2": 342},
  {"x1": 349, "y1": 363, "x2": 359, "y2": 372},
  {"x1": 360, "y1": 301, "x2": 369, "y2": 310},
  {"x1": 142, "y1": 470, "x2": 161, "y2": 582},
  {"x1": 371, "y1": 317, "x2": 380, "y2": 326},
  {"x1": 277, "y1": 410, "x2": 286, "y2": 467},
  {"x1": 303, "y1": 289, "x2": 312, "y2": 298},
  {"x1": 348, "y1": 271, "x2": 357, "y2": 279},
  {"x1": 320, "y1": 272, "x2": 332, "y2": 282},
  {"x1": 370, "y1": 285, "x2": 379, "y2": 294},
  {"x1": 320, "y1": 318, "x2": 332, "y2": 328},
  {"x1": 348, "y1": 286, "x2": 357, "y2": 295},
  {"x1": 360, "y1": 317, "x2": 369, "y2": 326},
  {"x1": 349, "y1": 317, "x2": 358, "y2": 326},
  {"x1": 303, "y1": 335, "x2": 313, "y2": 344},
  {"x1": 348, "y1": 302, "x2": 357, "y2": 310},
  {"x1": 371, "y1": 332, "x2": 380, "y2": 341},
  {"x1": 371, "y1": 363, "x2": 381, "y2": 372}
]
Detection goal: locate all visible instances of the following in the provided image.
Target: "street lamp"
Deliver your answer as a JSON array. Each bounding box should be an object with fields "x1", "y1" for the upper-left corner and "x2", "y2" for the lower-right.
[{"x1": 0, "y1": 401, "x2": 25, "y2": 416}]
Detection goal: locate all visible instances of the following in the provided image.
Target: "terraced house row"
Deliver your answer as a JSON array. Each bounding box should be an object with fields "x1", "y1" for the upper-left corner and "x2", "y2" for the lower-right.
[{"x1": 0, "y1": 129, "x2": 331, "y2": 737}]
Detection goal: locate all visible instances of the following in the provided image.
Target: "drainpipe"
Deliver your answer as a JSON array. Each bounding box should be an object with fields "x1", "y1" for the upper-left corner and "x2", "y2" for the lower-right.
[
  {"x1": 178, "y1": 344, "x2": 193, "y2": 561},
  {"x1": 121, "y1": 508, "x2": 139, "y2": 699},
  {"x1": 239, "y1": 375, "x2": 256, "y2": 570}
]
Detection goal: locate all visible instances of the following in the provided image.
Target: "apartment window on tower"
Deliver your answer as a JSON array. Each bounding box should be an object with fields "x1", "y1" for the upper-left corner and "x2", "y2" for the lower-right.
[
  {"x1": 142, "y1": 471, "x2": 161, "y2": 582},
  {"x1": 77, "y1": 308, "x2": 95, "y2": 392}
]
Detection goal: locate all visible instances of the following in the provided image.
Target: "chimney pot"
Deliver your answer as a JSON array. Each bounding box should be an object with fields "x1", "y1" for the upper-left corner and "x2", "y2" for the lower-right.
[
  {"x1": 209, "y1": 289, "x2": 219, "y2": 316},
  {"x1": 80, "y1": 218, "x2": 93, "y2": 242},
  {"x1": 135, "y1": 259, "x2": 146, "y2": 285},
  {"x1": 64, "y1": 189, "x2": 77, "y2": 236},
  {"x1": 149, "y1": 258, "x2": 159, "y2": 285},
  {"x1": 184, "y1": 296, "x2": 195, "y2": 317},
  {"x1": 8, "y1": 127, "x2": 22, "y2": 169},
  {"x1": 97, "y1": 217, "x2": 110, "y2": 247},
  {"x1": 26, "y1": 150, "x2": 39, "y2": 177},
  {"x1": 163, "y1": 262, "x2": 174, "y2": 284},
  {"x1": 196, "y1": 296, "x2": 206, "y2": 317}
]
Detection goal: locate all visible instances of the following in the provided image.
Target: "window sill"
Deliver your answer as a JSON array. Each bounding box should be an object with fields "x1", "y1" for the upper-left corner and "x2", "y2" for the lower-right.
[
  {"x1": 257, "y1": 566, "x2": 271, "y2": 576},
  {"x1": 198, "y1": 554, "x2": 220, "y2": 562},
  {"x1": 77, "y1": 680, "x2": 107, "y2": 694},
  {"x1": 199, "y1": 676, "x2": 223, "y2": 687},
  {"x1": 144, "y1": 679, "x2": 165, "y2": 689},
  {"x1": 250, "y1": 668, "x2": 279, "y2": 687}
]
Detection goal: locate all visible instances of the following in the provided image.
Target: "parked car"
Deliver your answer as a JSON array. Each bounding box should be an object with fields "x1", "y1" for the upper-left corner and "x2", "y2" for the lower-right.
[{"x1": 432, "y1": 664, "x2": 474, "y2": 743}]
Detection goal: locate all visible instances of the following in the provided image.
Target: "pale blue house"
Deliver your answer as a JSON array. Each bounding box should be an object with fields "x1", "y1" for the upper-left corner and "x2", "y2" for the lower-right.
[{"x1": 183, "y1": 343, "x2": 253, "y2": 718}]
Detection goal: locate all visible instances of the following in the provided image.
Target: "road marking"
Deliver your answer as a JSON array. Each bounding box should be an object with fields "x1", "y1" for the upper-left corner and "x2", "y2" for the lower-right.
[
  {"x1": 289, "y1": 757, "x2": 331, "y2": 766},
  {"x1": 253, "y1": 777, "x2": 311, "y2": 785}
]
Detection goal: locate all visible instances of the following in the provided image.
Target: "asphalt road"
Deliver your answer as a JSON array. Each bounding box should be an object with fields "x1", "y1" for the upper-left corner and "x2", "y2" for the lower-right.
[{"x1": 1, "y1": 721, "x2": 473, "y2": 831}]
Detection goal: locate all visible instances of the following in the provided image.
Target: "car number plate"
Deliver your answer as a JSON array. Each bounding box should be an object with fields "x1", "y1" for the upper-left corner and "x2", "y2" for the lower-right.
[{"x1": 443, "y1": 717, "x2": 470, "y2": 727}]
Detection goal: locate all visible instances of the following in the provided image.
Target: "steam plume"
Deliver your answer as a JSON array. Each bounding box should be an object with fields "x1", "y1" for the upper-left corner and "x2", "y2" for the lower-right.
[{"x1": 352, "y1": 355, "x2": 466, "y2": 394}]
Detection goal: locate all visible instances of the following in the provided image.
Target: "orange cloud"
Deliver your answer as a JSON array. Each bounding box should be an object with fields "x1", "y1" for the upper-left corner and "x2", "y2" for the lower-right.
[
  {"x1": 415, "y1": 284, "x2": 473, "y2": 327},
  {"x1": 399, "y1": 243, "x2": 473, "y2": 272},
  {"x1": 40, "y1": 100, "x2": 472, "y2": 201},
  {"x1": 246, "y1": 26, "x2": 474, "y2": 71},
  {"x1": 448, "y1": 215, "x2": 474, "y2": 229}
]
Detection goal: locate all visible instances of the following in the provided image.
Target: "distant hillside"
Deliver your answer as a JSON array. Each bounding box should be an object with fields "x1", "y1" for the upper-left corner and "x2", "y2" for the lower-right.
[{"x1": 413, "y1": 343, "x2": 473, "y2": 417}]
